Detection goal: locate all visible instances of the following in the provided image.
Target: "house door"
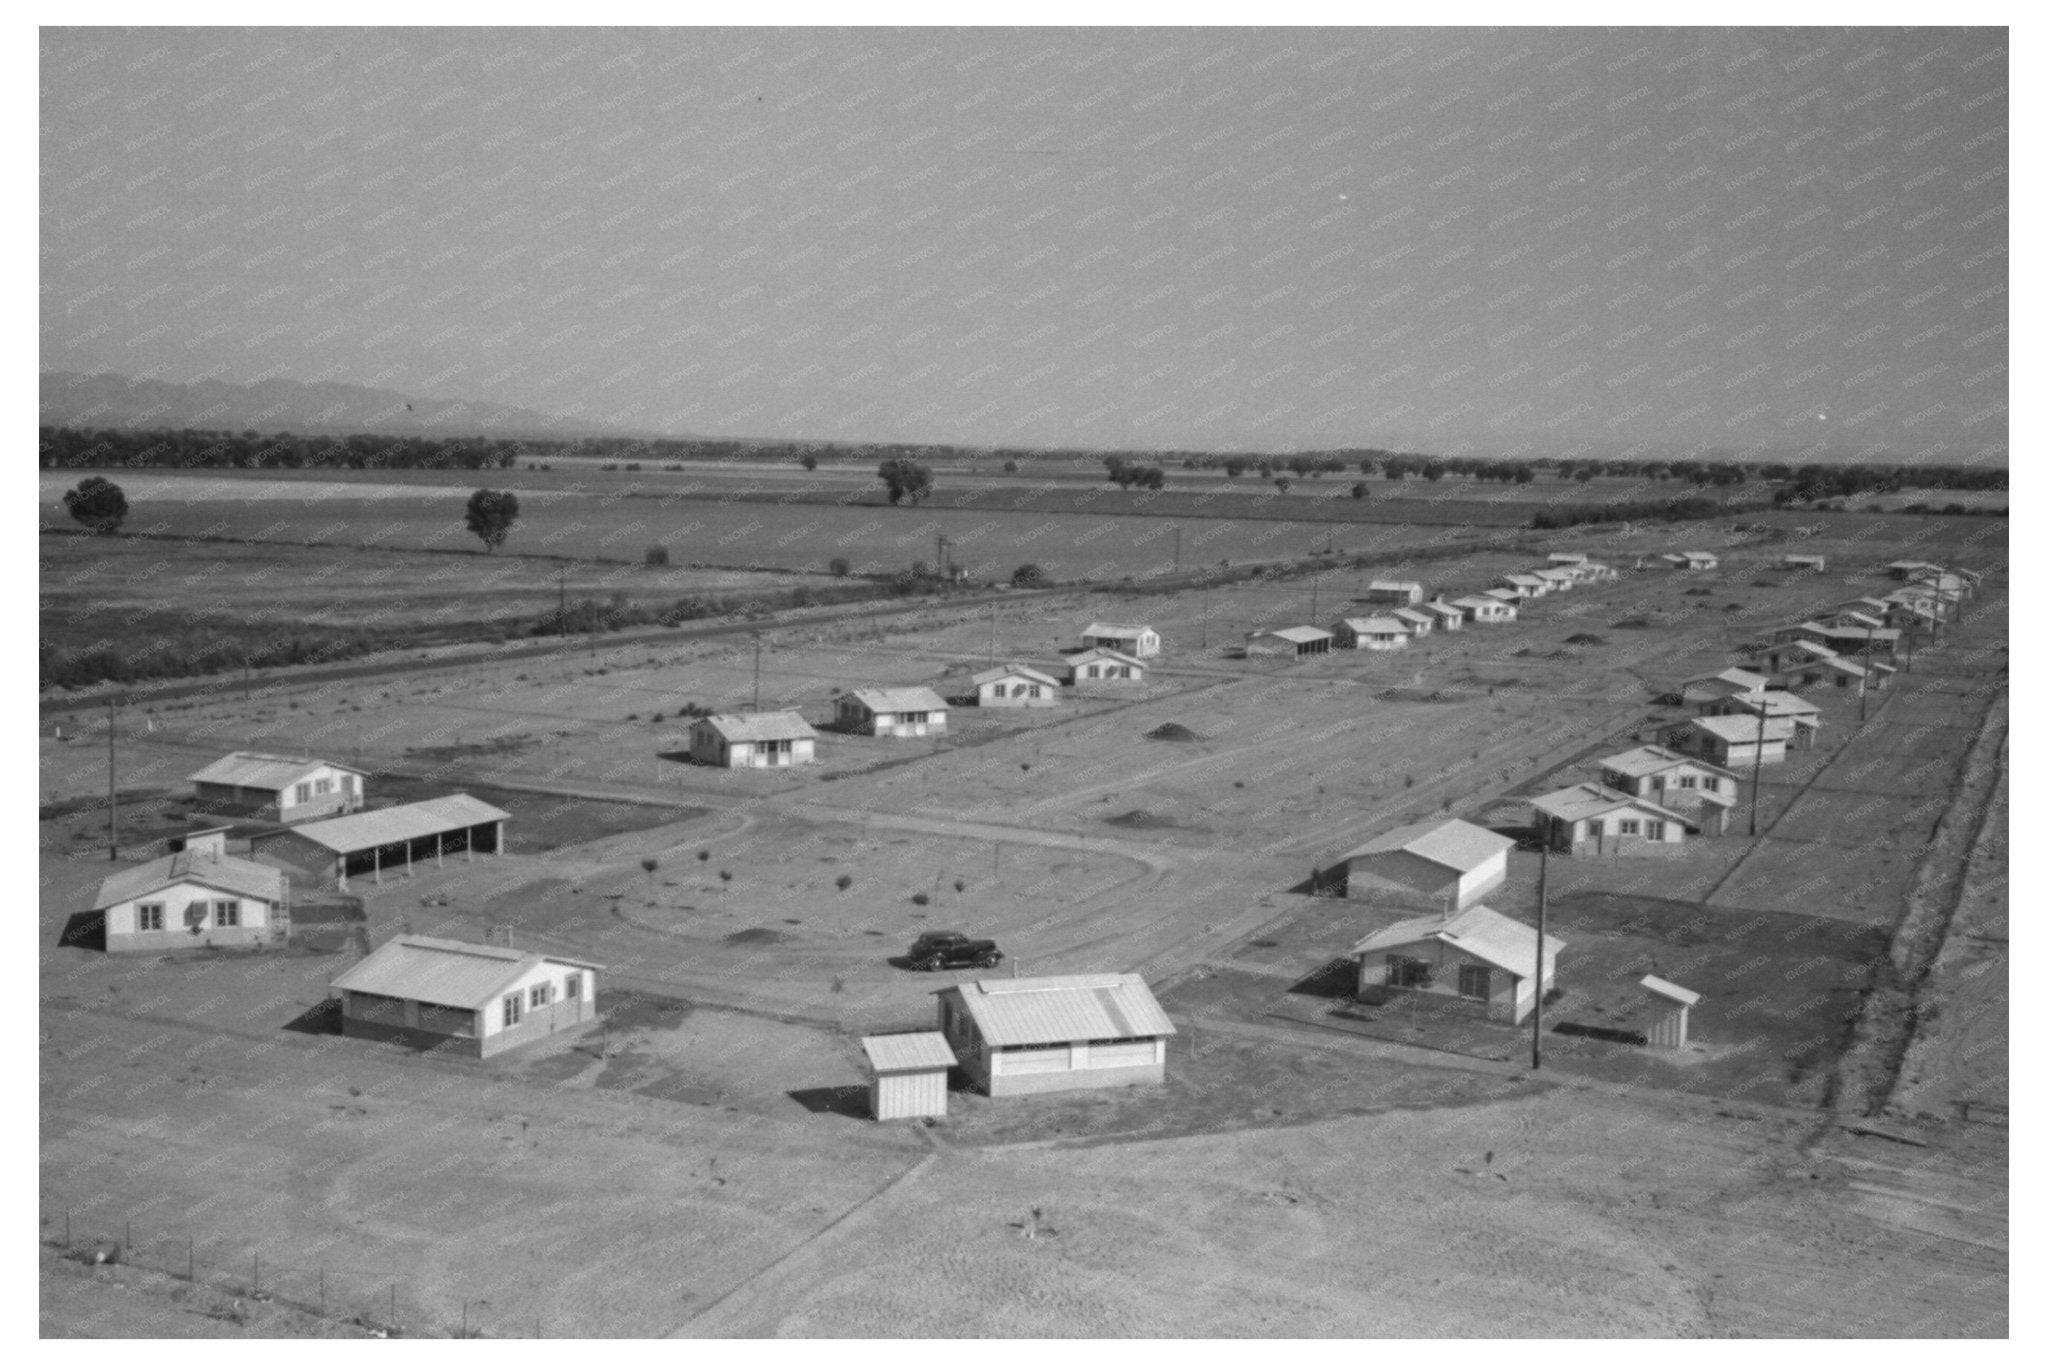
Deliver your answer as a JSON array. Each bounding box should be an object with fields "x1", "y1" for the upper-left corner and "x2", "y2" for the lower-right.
[{"x1": 1457, "y1": 965, "x2": 1491, "y2": 1001}]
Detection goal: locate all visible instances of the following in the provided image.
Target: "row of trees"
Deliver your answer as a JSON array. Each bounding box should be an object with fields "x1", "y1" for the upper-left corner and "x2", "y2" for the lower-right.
[{"x1": 1101, "y1": 455, "x2": 1167, "y2": 489}]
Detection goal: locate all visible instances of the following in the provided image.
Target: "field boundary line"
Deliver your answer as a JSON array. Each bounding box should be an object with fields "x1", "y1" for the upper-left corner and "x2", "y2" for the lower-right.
[{"x1": 667, "y1": 1150, "x2": 938, "y2": 1337}]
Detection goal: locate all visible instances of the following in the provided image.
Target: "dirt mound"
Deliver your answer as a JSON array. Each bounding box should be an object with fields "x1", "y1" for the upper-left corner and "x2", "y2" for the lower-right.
[
  {"x1": 1144, "y1": 722, "x2": 1202, "y2": 741},
  {"x1": 1564, "y1": 632, "x2": 1606, "y2": 646},
  {"x1": 1106, "y1": 809, "x2": 1178, "y2": 829},
  {"x1": 723, "y1": 927, "x2": 785, "y2": 947}
]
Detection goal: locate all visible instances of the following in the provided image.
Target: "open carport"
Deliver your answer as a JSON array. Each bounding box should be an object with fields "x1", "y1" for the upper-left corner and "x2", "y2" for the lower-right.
[{"x1": 251, "y1": 793, "x2": 509, "y2": 890}]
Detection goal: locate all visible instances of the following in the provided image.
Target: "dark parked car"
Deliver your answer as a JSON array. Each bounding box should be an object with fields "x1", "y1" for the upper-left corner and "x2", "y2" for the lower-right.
[{"x1": 906, "y1": 930, "x2": 1002, "y2": 971}]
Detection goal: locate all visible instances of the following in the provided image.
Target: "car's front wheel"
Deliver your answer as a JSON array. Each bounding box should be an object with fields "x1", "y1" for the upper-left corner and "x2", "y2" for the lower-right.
[{"x1": 976, "y1": 952, "x2": 1001, "y2": 969}]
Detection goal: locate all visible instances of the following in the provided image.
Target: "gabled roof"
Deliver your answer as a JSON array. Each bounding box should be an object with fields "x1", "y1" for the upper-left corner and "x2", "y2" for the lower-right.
[
  {"x1": 697, "y1": 710, "x2": 820, "y2": 743},
  {"x1": 1533, "y1": 567, "x2": 1578, "y2": 581},
  {"x1": 861, "y1": 1031, "x2": 958, "y2": 1074},
  {"x1": 94, "y1": 850, "x2": 284, "y2": 911},
  {"x1": 1546, "y1": 552, "x2": 1589, "y2": 564},
  {"x1": 1684, "y1": 667, "x2": 1770, "y2": 692},
  {"x1": 1820, "y1": 657, "x2": 1868, "y2": 678},
  {"x1": 1499, "y1": 573, "x2": 1547, "y2": 587},
  {"x1": 1341, "y1": 818, "x2": 1513, "y2": 874},
  {"x1": 1787, "y1": 641, "x2": 1838, "y2": 660},
  {"x1": 844, "y1": 686, "x2": 948, "y2": 714},
  {"x1": 1598, "y1": 744, "x2": 1738, "y2": 783},
  {"x1": 187, "y1": 751, "x2": 363, "y2": 791},
  {"x1": 1688, "y1": 714, "x2": 1796, "y2": 744},
  {"x1": 261, "y1": 794, "x2": 511, "y2": 855},
  {"x1": 1529, "y1": 782, "x2": 1696, "y2": 830},
  {"x1": 1421, "y1": 600, "x2": 1465, "y2": 618},
  {"x1": 330, "y1": 934, "x2": 601, "y2": 1010},
  {"x1": 1720, "y1": 690, "x2": 1821, "y2": 719},
  {"x1": 1482, "y1": 587, "x2": 1522, "y2": 602},
  {"x1": 1350, "y1": 905, "x2": 1562, "y2": 982},
  {"x1": 1365, "y1": 580, "x2": 1423, "y2": 592},
  {"x1": 1066, "y1": 647, "x2": 1145, "y2": 669},
  {"x1": 1830, "y1": 611, "x2": 1886, "y2": 630},
  {"x1": 944, "y1": 973, "x2": 1175, "y2": 1048},
  {"x1": 1082, "y1": 622, "x2": 1153, "y2": 638},
  {"x1": 1640, "y1": 974, "x2": 1700, "y2": 1008},
  {"x1": 972, "y1": 663, "x2": 1062, "y2": 688},
  {"x1": 1251, "y1": 625, "x2": 1334, "y2": 644},
  {"x1": 1390, "y1": 607, "x2": 1433, "y2": 625},
  {"x1": 1337, "y1": 616, "x2": 1409, "y2": 635},
  {"x1": 1452, "y1": 594, "x2": 1511, "y2": 610}
]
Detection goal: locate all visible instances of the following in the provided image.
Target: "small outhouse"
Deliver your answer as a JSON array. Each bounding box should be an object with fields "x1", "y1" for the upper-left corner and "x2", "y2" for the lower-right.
[
  {"x1": 1639, "y1": 975, "x2": 1700, "y2": 1049},
  {"x1": 861, "y1": 1031, "x2": 957, "y2": 1120}
]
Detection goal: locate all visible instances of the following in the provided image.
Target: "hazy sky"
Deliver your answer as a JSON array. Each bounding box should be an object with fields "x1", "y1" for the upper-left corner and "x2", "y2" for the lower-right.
[{"x1": 41, "y1": 27, "x2": 2008, "y2": 457}]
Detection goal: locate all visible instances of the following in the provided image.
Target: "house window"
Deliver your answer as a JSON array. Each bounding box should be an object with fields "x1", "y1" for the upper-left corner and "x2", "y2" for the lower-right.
[
  {"x1": 503, "y1": 994, "x2": 523, "y2": 1028},
  {"x1": 530, "y1": 982, "x2": 551, "y2": 1009},
  {"x1": 564, "y1": 972, "x2": 581, "y2": 1000},
  {"x1": 314, "y1": 777, "x2": 333, "y2": 795},
  {"x1": 1456, "y1": 964, "x2": 1492, "y2": 1000},
  {"x1": 1618, "y1": 819, "x2": 1642, "y2": 835},
  {"x1": 213, "y1": 900, "x2": 239, "y2": 928},
  {"x1": 992, "y1": 683, "x2": 1007, "y2": 698},
  {"x1": 1701, "y1": 777, "x2": 1720, "y2": 792},
  {"x1": 137, "y1": 903, "x2": 165, "y2": 931},
  {"x1": 342, "y1": 774, "x2": 357, "y2": 796},
  {"x1": 1677, "y1": 775, "x2": 1697, "y2": 789},
  {"x1": 293, "y1": 782, "x2": 311, "y2": 805},
  {"x1": 1645, "y1": 821, "x2": 1666, "y2": 840},
  {"x1": 1386, "y1": 956, "x2": 1432, "y2": 989}
]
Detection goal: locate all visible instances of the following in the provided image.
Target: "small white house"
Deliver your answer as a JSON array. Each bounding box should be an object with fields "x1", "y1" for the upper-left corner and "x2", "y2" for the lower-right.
[
  {"x1": 1390, "y1": 606, "x2": 1435, "y2": 636},
  {"x1": 1597, "y1": 745, "x2": 1739, "y2": 835},
  {"x1": 329, "y1": 934, "x2": 601, "y2": 1059},
  {"x1": 1336, "y1": 818, "x2": 1514, "y2": 910},
  {"x1": 1332, "y1": 616, "x2": 1410, "y2": 650},
  {"x1": 690, "y1": 711, "x2": 820, "y2": 767},
  {"x1": 1080, "y1": 623, "x2": 1161, "y2": 658},
  {"x1": 936, "y1": 974, "x2": 1175, "y2": 1097},
  {"x1": 862, "y1": 1031, "x2": 957, "y2": 1120},
  {"x1": 187, "y1": 751, "x2": 367, "y2": 824},
  {"x1": 1546, "y1": 552, "x2": 1589, "y2": 566},
  {"x1": 1678, "y1": 668, "x2": 1770, "y2": 706},
  {"x1": 93, "y1": 848, "x2": 286, "y2": 953},
  {"x1": 1361, "y1": 580, "x2": 1425, "y2": 606},
  {"x1": 973, "y1": 663, "x2": 1062, "y2": 707},
  {"x1": 1669, "y1": 714, "x2": 1793, "y2": 768},
  {"x1": 1886, "y1": 559, "x2": 1942, "y2": 580},
  {"x1": 1421, "y1": 599, "x2": 1465, "y2": 631},
  {"x1": 1350, "y1": 905, "x2": 1561, "y2": 1026},
  {"x1": 1709, "y1": 689, "x2": 1821, "y2": 749},
  {"x1": 1529, "y1": 783, "x2": 1698, "y2": 856},
  {"x1": 837, "y1": 686, "x2": 948, "y2": 738},
  {"x1": 1452, "y1": 594, "x2": 1517, "y2": 624},
  {"x1": 1495, "y1": 573, "x2": 1550, "y2": 598},
  {"x1": 1244, "y1": 626, "x2": 1334, "y2": 657},
  {"x1": 1064, "y1": 648, "x2": 1147, "y2": 684},
  {"x1": 1532, "y1": 567, "x2": 1578, "y2": 592},
  {"x1": 1780, "y1": 553, "x2": 1827, "y2": 572},
  {"x1": 1673, "y1": 550, "x2": 1719, "y2": 570}
]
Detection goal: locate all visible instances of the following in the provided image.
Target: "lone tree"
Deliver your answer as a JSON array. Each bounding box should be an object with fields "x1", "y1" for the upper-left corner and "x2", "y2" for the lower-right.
[
  {"x1": 1011, "y1": 563, "x2": 1047, "y2": 587},
  {"x1": 877, "y1": 458, "x2": 933, "y2": 505},
  {"x1": 464, "y1": 488, "x2": 520, "y2": 553},
  {"x1": 799, "y1": 453, "x2": 819, "y2": 471},
  {"x1": 63, "y1": 476, "x2": 128, "y2": 534}
]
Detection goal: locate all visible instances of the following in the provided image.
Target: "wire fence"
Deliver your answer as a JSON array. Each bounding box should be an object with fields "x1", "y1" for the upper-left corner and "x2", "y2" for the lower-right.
[{"x1": 43, "y1": 1207, "x2": 535, "y2": 1338}]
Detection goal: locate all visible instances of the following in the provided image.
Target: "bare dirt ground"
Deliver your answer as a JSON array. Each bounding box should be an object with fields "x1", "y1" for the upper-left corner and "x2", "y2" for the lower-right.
[{"x1": 41, "y1": 513, "x2": 2007, "y2": 1337}]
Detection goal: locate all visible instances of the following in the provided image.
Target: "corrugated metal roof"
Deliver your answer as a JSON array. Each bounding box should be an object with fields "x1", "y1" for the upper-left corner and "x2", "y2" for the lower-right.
[
  {"x1": 1351, "y1": 905, "x2": 1562, "y2": 981},
  {"x1": 846, "y1": 687, "x2": 948, "y2": 715},
  {"x1": 1338, "y1": 616, "x2": 1408, "y2": 634},
  {"x1": 1529, "y1": 783, "x2": 1693, "y2": 828},
  {"x1": 1721, "y1": 691, "x2": 1820, "y2": 718},
  {"x1": 1500, "y1": 573, "x2": 1546, "y2": 586},
  {"x1": 698, "y1": 711, "x2": 819, "y2": 743},
  {"x1": 1066, "y1": 648, "x2": 1145, "y2": 669},
  {"x1": 1690, "y1": 714, "x2": 1796, "y2": 744},
  {"x1": 1421, "y1": 601, "x2": 1464, "y2": 617},
  {"x1": 1788, "y1": 641, "x2": 1838, "y2": 660},
  {"x1": 861, "y1": 1031, "x2": 957, "y2": 1073},
  {"x1": 1342, "y1": 818, "x2": 1513, "y2": 873},
  {"x1": 1481, "y1": 587, "x2": 1522, "y2": 602},
  {"x1": 94, "y1": 850, "x2": 284, "y2": 911},
  {"x1": 1082, "y1": 622, "x2": 1151, "y2": 638},
  {"x1": 1365, "y1": 580, "x2": 1422, "y2": 592},
  {"x1": 972, "y1": 663, "x2": 1061, "y2": 688},
  {"x1": 1390, "y1": 608, "x2": 1433, "y2": 625},
  {"x1": 330, "y1": 934, "x2": 601, "y2": 1010},
  {"x1": 1598, "y1": 745, "x2": 1738, "y2": 783},
  {"x1": 1263, "y1": 625, "x2": 1333, "y2": 644},
  {"x1": 1640, "y1": 974, "x2": 1700, "y2": 1007},
  {"x1": 264, "y1": 794, "x2": 510, "y2": 855},
  {"x1": 187, "y1": 750, "x2": 362, "y2": 791},
  {"x1": 1684, "y1": 667, "x2": 1768, "y2": 692},
  {"x1": 1547, "y1": 553, "x2": 1588, "y2": 564},
  {"x1": 1452, "y1": 595, "x2": 1509, "y2": 611},
  {"x1": 948, "y1": 973, "x2": 1175, "y2": 1048}
]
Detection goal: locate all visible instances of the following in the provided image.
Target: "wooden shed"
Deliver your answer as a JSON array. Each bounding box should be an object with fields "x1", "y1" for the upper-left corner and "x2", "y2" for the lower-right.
[
  {"x1": 187, "y1": 751, "x2": 367, "y2": 824},
  {"x1": 1639, "y1": 975, "x2": 1700, "y2": 1049},
  {"x1": 250, "y1": 794, "x2": 508, "y2": 891},
  {"x1": 329, "y1": 934, "x2": 602, "y2": 1059},
  {"x1": 861, "y1": 1031, "x2": 957, "y2": 1120}
]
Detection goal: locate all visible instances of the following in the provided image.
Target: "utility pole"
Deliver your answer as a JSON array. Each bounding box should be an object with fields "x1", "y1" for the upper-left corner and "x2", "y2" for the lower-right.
[
  {"x1": 752, "y1": 634, "x2": 763, "y2": 710},
  {"x1": 106, "y1": 695, "x2": 119, "y2": 861},
  {"x1": 1309, "y1": 573, "x2": 1319, "y2": 624},
  {"x1": 1532, "y1": 837, "x2": 1549, "y2": 1071},
  {"x1": 1172, "y1": 525, "x2": 1181, "y2": 574},
  {"x1": 988, "y1": 603, "x2": 997, "y2": 667},
  {"x1": 1748, "y1": 709, "x2": 1766, "y2": 837},
  {"x1": 1858, "y1": 625, "x2": 1871, "y2": 723}
]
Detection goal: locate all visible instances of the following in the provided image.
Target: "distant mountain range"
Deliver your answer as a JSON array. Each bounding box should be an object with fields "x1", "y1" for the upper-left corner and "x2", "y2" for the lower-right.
[{"x1": 39, "y1": 370, "x2": 637, "y2": 440}]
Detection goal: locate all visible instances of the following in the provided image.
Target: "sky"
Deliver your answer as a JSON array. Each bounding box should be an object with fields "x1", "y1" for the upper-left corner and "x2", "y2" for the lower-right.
[{"x1": 40, "y1": 26, "x2": 2009, "y2": 459}]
